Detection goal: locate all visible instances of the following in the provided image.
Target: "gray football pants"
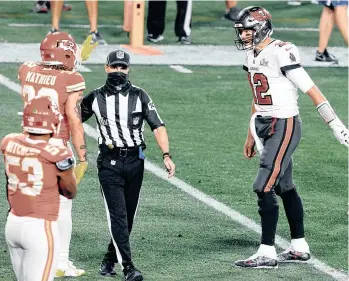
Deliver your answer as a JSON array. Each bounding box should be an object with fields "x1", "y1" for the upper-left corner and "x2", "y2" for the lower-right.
[{"x1": 253, "y1": 115, "x2": 301, "y2": 194}]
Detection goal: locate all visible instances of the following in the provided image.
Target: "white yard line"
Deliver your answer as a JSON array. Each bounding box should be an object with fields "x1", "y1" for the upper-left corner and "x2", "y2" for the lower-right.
[
  {"x1": 0, "y1": 43, "x2": 346, "y2": 67},
  {"x1": 0, "y1": 73, "x2": 347, "y2": 281},
  {"x1": 8, "y1": 23, "x2": 122, "y2": 29},
  {"x1": 8, "y1": 23, "x2": 319, "y2": 32},
  {"x1": 79, "y1": 65, "x2": 92, "y2": 72},
  {"x1": 169, "y1": 65, "x2": 193, "y2": 73}
]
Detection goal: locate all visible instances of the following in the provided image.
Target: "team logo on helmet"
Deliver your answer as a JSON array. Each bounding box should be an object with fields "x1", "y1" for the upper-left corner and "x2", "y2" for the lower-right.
[
  {"x1": 40, "y1": 32, "x2": 79, "y2": 70},
  {"x1": 250, "y1": 8, "x2": 271, "y2": 21},
  {"x1": 23, "y1": 96, "x2": 62, "y2": 135}
]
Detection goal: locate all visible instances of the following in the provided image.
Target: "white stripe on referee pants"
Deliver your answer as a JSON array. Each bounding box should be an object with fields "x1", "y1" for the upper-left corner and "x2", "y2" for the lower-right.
[
  {"x1": 100, "y1": 187, "x2": 124, "y2": 269},
  {"x1": 183, "y1": 0, "x2": 192, "y2": 36}
]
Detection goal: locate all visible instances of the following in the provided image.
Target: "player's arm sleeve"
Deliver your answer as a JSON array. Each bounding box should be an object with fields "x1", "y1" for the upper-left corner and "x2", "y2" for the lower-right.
[
  {"x1": 81, "y1": 91, "x2": 96, "y2": 122},
  {"x1": 285, "y1": 68, "x2": 315, "y2": 93},
  {"x1": 277, "y1": 44, "x2": 315, "y2": 93},
  {"x1": 141, "y1": 89, "x2": 165, "y2": 131}
]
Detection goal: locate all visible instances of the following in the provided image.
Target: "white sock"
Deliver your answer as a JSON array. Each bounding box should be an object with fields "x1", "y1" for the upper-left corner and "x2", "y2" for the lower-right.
[
  {"x1": 257, "y1": 244, "x2": 277, "y2": 259},
  {"x1": 57, "y1": 196, "x2": 73, "y2": 269},
  {"x1": 290, "y1": 238, "x2": 310, "y2": 253}
]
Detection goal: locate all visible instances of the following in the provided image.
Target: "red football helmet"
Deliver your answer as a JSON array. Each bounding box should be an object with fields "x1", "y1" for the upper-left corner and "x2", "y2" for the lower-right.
[
  {"x1": 40, "y1": 32, "x2": 80, "y2": 70},
  {"x1": 23, "y1": 96, "x2": 62, "y2": 135}
]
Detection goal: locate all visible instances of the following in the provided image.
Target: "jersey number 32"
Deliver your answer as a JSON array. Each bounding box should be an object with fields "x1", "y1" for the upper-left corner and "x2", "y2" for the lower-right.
[{"x1": 248, "y1": 73, "x2": 273, "y2": 105}]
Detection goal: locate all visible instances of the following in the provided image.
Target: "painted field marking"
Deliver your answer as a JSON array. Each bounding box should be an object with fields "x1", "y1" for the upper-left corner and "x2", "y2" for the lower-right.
[
  {"x1": 169, "y1": 65, "x2": 193, "y2": 73},
  {"x1": 0, "y1": 73, "x2": 347, "y2": 281}
]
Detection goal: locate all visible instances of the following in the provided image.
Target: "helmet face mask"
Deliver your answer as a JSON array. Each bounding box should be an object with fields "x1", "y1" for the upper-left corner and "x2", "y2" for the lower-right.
[
  {"x1": 233, "y1": 6, "x2": 273, "y2": 51},
  {"x1": 234, "y1": 28, "x2": 255, "y2": 51}
]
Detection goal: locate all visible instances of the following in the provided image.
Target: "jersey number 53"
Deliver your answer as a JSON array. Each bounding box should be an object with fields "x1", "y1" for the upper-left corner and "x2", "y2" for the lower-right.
[{"x1": 248, "y1": 73, "x2": 273, "y2": 105}]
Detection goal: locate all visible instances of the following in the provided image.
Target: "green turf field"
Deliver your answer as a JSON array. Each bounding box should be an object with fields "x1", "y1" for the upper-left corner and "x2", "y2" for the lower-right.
[
  {"x1": 0, "y1": 1, "x2": 348, "y2": 281},
  {"x1": 0, "y1": 1, "x2": 347, "y2": 46},
  {"x1": 0, "y1": 63, "x2": 347, "y2": 280}
]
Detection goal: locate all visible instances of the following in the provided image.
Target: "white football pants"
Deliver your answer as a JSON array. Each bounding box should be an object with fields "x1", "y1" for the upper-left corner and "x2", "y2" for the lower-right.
[
  {"x1": 5, "y1": 213, "x2": 60, "y2": 281},
  {"x1": 48, "y1": 138, "x2": 75, "y2": 269}
]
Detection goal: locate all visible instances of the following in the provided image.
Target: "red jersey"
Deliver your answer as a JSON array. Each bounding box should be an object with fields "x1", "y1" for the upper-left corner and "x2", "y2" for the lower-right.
[
  {"x1": 18, "y1": 62, "x2": 86, "y2": 142},
  {"x1": 1, "y1": 133, "x2": 73, "y2": 221}
]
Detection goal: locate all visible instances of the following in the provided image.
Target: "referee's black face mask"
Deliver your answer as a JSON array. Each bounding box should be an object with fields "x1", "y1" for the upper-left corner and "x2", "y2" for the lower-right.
[{"x1": 106, "y1": 71, "x2": 129, "y2": 86}]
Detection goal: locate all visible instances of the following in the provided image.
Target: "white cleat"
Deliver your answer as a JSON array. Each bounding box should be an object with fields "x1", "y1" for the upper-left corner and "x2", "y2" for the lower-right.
[{"x1": 55, "y1": 261, "x2": 85, "y2": 277}]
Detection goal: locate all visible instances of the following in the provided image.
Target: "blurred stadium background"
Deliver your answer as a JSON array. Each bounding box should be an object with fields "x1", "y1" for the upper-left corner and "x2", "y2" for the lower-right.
[{"x1": 0, "y1": 1, "x2": 347, "y2": 281}]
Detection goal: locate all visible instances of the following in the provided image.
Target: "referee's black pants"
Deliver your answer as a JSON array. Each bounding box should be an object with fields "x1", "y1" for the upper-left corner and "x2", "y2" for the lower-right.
[
  {"x1": 97, "y1": 145, "x2": 144, "y2": 267},
  {"x1": 147, "y1": 0, "x2": 192, "y2": 37}
]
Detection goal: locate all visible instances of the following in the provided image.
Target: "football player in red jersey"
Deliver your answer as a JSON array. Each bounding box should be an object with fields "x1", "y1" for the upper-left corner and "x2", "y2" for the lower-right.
[
  {"x1": 17, "y1": 32, "x2": 87, "y2": 277},
  {"x1": 1, "y1": 97, "x2": 77, "y2": 281}
]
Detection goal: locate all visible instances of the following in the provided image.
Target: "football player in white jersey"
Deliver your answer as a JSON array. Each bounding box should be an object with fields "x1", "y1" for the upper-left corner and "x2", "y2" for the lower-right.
[{"x1": 233, "y1": 6, "x2": 349, "y2": 269}]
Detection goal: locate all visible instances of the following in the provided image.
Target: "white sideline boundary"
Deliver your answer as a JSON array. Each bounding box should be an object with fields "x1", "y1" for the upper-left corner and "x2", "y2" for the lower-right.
[
  {"x1": 8, "y1": 23, "x2": 319, "y2": 32},
  {"x1": 0, "y1": 43, "x2": 347, "y2": 67},
  {"x1": 0, "y1": 73, "x2": 347, "y2": 281},
  {"x1": 79, "y1": 65, "x2": 92, "y2": 72}
]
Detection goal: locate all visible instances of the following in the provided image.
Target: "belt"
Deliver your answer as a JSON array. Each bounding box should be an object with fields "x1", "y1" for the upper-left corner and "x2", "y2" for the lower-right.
[{"x1": 98, "y1": 144, "x2": 140, "y2": 157}]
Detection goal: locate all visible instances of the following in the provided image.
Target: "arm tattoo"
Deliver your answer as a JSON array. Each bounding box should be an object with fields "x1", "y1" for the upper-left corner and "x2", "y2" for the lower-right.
[
  {"x1": 81, "y1": 135, "x2": 87, "y2": 161},
  {"x1": 74, "y1": 98, "x2": 83, "y2": 121}
]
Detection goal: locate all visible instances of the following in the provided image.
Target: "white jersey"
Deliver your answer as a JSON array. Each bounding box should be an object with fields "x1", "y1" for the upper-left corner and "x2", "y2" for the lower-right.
[{"x1": 243, "y1": 39, "x2": 302, "y2": 118}]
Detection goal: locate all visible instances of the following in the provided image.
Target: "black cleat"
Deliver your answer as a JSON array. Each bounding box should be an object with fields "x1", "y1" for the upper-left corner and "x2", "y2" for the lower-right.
[
  {"x1": 123, "y1": 264, "x2": 144, "y2": 281},
  {"x1": 90, "y1": 31, "x2": 107, "y2": 45},
  {"x1": 147, "y1": 34, "x2": 164, "y2": 43},
  {"x1": 224, "y1": 7, "x2": 241, "y2": 21},
  {"x1": 235, "y1": 255, "x2": 278, "y2": 269},
  {"x1": 32, "y1": 2, "x2": 49, "y2": 13},
  {"x1": 48, "y1": 28, "x2": 59, "y2": 35},
  {"x1": 99, "y1": 260, "x2": 116, "y2": 276},
  {"x1": 278, "y1": 250, "x2": 311, "y2": 263},
  {"x1": 315, "y1": 49, "x2": 338, "y2": 64}
]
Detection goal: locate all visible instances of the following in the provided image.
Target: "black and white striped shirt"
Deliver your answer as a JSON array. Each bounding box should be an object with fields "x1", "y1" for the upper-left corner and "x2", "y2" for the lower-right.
[{"x1": 81, "y1": 84, "x2": 164, "y2": 148}]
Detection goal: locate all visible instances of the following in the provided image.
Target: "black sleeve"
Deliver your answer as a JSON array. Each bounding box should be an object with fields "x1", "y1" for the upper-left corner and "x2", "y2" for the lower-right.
[
  {"x1": 81, "y1": 90, "x2": 96, "y2": 123},
  {"x1": 140, "y1": 89, "x2": 164, "y2": 131}
]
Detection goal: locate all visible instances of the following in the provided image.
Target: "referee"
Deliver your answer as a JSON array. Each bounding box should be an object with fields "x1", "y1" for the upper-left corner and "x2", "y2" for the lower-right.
[
  {"x1": 147, "y1": 0, "x2": 192, "y2": 44},
  {"x1": 81, "y1": 49, "x2": 175, "y2": 280}
]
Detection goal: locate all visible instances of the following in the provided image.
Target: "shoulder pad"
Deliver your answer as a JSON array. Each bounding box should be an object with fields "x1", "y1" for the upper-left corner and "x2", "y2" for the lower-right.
[
  {"x1": 41, "y1": 144, "x2": 72, "y2": 163},
  {"x1": 66, "y1": 72, "x2": 86, "y2": 93}
]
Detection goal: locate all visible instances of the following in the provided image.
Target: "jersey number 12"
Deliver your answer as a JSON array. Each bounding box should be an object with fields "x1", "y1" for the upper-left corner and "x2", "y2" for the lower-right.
[{"x1": 248, "y1": 73, "x2": 273, "y2": 105}]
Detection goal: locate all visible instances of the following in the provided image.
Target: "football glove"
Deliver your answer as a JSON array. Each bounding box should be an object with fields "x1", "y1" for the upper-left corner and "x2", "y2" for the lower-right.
[
  {"x1": 80, "y1": 34, "x2": 98, "y2": 62},
  {"x1": 329, "y1": 118, "x2": 349, "y2": 148},
  {"x1": 74, "y1": 161, "x2": 88, "y2": 185}
]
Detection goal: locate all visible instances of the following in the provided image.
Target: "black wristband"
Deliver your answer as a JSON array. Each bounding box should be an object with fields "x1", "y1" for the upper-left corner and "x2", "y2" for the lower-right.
[{"x1": 162, "y1": 152, "x2": 172, "y2": 159}]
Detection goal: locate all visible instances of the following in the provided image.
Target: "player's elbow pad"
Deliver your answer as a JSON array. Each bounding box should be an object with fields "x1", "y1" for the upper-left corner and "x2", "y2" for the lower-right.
[{"x1": 286, "y1": 67, "x2": 315, "y2": 93}]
